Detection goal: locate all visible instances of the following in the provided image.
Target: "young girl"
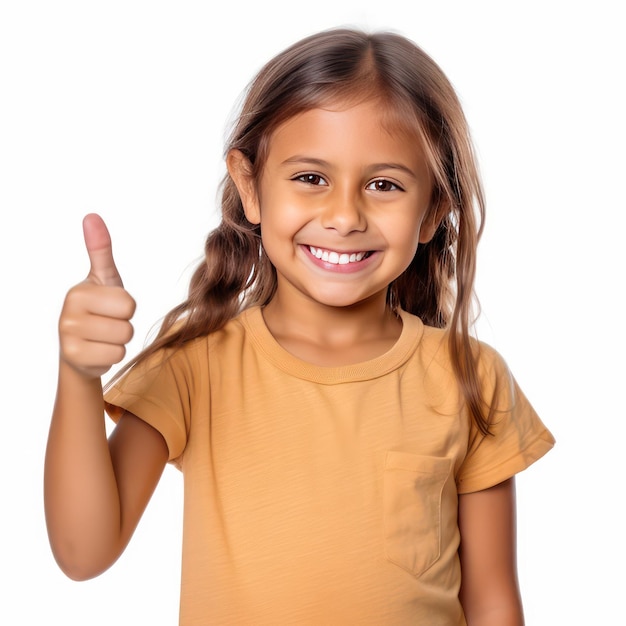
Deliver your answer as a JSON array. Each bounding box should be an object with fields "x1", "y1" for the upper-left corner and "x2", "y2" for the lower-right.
[{"x1": 45, "y1": 28, "x2": 554, "y2": 625}]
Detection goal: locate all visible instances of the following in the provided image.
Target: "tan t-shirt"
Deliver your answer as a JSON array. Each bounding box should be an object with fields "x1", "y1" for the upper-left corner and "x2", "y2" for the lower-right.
[{"x1": 105, "y1": 307, "x2": 554, "y2": 625}]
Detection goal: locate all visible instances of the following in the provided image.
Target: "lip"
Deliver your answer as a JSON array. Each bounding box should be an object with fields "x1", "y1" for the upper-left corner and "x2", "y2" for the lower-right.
[{"x1": 300, "y1": 244, "x2": 379, "y2": 274}]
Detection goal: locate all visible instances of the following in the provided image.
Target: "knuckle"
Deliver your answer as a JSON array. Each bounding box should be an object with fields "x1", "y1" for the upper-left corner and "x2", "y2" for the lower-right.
[
  {"x1": 61, "y1": 339, "x2": 84, "y2": 365},
  {"x1": 122, "y1": 323, "x2": 135, "y2": 344},
  {"x1": 111, "y1": 345, "x2": 126, "y2": 364},
  {"x1": 121, "y1": 291, "x2": 137, "y2": 316}
]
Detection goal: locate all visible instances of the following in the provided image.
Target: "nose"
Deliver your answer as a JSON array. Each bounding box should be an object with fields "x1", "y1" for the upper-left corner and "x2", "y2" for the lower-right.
[{"x1": 320, "y1": 187, "x2": 367, "y2": 235}]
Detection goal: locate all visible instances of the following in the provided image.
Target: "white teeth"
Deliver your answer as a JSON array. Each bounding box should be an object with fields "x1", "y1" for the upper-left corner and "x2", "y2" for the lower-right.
[{"x1": 309, "y1": 246, "x2": 368, "y2": 265}]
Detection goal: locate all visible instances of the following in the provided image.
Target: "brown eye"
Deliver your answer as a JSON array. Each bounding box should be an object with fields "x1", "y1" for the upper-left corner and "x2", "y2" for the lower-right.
[
  {"x1": 367, "y1": 179, "x2": 401, "y2": 192},
  {"x1": 295, "y1": 173, "x2": 328, "y2": 186}
]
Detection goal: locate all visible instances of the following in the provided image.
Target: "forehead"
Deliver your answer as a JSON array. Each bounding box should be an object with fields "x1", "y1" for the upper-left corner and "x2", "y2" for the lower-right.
[{"x1": 266, "y1": 100, "x2": 426, "y2": 165}]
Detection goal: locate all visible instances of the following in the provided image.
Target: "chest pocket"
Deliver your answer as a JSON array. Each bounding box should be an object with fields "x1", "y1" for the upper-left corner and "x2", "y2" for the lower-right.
[{"x1": 383, "y1": 452, "x2": 453, "y2": 577}]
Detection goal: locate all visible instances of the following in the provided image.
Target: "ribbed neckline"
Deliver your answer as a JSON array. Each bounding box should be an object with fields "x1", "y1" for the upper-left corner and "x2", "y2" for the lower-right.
[{"x1": 240, "y1": 306, "x2": 424, "y2": 385}]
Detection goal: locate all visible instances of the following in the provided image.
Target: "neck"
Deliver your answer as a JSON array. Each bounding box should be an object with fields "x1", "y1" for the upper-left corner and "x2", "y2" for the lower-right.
[{"x1": 261, "y1": 290, "x2": 402, "y2": 366}]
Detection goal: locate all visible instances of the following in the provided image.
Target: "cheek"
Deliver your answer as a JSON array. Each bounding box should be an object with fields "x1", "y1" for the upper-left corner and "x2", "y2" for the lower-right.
[
  {"x1": 259, "y1": 197, "x2": 310, "y2": 236},
  {"x1": 386, "y1": 212, "x2": 423, "y2": 254},
  {"x1": 401, "y1": 233, "x2": 421, "y2": 264},
  {"x1": 258, "y1": 206, "x2": 300, "y2": 257}
]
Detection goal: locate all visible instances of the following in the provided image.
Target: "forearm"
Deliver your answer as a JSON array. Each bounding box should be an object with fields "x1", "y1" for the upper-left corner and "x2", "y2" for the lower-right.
[
  {"x1": 44, "y1": 360, "x2": 123, "y2": 580},
  {"x1": 459, "y1": 479, "x2": 524, "y2": 626},
  {"x1": 463, "y1": 604, "x2": 524, "y2": 626}
]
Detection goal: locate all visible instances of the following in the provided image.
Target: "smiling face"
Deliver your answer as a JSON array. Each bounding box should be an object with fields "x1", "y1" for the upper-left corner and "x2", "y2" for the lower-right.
[{"x1": 229, "y1": 99, "x2": 436, "y2": 314}]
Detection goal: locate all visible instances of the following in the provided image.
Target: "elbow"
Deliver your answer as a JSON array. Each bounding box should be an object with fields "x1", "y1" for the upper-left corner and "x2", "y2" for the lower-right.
[
  {"x1": 53, "y1": 554, "x2": 107, "y2": 582},
  {"x1": 49, "y1": 539, "x2": 119, "y2": 582},
  {"x1": 54, "y1": 554, "x2": 114, "y2": 582},
  {"x1": 59, "y1": 564, "x2": 101, "y2": 583}
]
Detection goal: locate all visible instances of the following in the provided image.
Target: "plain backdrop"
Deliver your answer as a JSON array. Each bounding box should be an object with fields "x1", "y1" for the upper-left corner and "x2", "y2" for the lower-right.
[{"x1": 1, "y1": 1, "x2": 624, "y2": 624}]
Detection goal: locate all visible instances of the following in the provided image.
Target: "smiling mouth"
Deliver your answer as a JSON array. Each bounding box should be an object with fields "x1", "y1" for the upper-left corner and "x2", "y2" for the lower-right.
[{"x1": 308, "y1": 245, "x2": 372, "y2": 265}]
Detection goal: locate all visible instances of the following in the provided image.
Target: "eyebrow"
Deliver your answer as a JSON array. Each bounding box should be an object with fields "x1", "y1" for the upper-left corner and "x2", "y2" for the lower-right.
[{"x1": 281, "y1": 156, "x2": 418, "y2": 180}]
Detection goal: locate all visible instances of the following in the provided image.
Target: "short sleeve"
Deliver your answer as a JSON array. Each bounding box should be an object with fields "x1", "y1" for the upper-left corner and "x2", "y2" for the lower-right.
[
  {"x1": 104, "y1": 345, "x2": 197, "y2": 467},
  {"x1": 455, "y1": 346, "x2": 555, "y2": 494}
]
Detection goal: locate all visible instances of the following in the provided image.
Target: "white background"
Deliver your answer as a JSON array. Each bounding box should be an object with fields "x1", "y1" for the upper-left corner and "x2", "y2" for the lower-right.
[{"x1": 1, "y1": 1, "x2": 624, "y2": 624}]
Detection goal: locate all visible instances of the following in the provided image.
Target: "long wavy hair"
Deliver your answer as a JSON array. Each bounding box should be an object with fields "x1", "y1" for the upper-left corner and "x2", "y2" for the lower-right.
[{"x1": 108, "y1": 28, "x2": 493, "y2": 434}]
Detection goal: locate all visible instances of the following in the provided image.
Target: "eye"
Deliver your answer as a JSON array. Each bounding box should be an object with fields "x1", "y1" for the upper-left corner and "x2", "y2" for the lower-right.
[
  {"x1": 366, "y1": 179, "x2": 403, "y2": 192},
  {"x1": 294, "y1": 173, "x2": 328, "y2": 186}
]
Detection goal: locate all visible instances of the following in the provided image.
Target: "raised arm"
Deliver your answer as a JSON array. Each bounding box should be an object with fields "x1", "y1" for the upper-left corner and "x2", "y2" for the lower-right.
[
  {"x1": 44, "y1": 214, "x2": 168, "y2": 581},
  {"x1": 458, "y1": 477, "x2": 524, "y2": 626}
]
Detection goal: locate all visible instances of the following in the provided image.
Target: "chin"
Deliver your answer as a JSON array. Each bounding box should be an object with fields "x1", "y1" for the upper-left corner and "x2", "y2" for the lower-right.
[{"x1": 309, "y1": 291, "x2": 382, "y2": 310}]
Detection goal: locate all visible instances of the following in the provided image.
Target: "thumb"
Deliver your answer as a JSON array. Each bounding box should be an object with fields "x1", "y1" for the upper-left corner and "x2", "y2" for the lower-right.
[{"x1": 82, "y1": 213, "x2": 124, "y2": 287}]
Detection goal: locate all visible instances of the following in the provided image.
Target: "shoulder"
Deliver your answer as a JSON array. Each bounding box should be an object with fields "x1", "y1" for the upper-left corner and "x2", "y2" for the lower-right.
[
  {"x1": 407, "y1": 317, "x2": 515, "y2": 412},
  {"x1": 157, "y1": 307, "x2": 258, "y2": 360},
  {"x1": 413, "y1": 316, "x2": 509, "y2": 378}
]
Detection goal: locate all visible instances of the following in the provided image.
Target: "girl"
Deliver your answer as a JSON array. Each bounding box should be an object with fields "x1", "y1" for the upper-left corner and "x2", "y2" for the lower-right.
[{"x1": 45, "y1": 28, "x2": 554, "y2": 625}]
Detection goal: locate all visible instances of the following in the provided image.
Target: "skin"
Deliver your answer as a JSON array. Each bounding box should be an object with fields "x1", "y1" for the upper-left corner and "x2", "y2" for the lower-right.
[
  {"x1": 229, "y1": 100, "x2": 525, "y2": 624},
  {"x1": 459, "y1": 478, "x2": 525, "y2": 625},
  {"x1": 228, "y1": 102, "x2": 438, "y2": 366},
  {"x1": 44, "y1": 214, "x2": 168, "y2": 580},
  {"x1": 45, "y1": 99, "x2": 524, "y2": 624}
]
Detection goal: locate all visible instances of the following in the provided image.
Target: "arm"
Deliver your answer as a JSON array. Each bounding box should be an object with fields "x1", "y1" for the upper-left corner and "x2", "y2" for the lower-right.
[
  {"x1": 44, "y1": 214, "x2": 168, "y2": 580},
  {"x1": 458, "y1": 477, "x2": 524, "y2": 626}
]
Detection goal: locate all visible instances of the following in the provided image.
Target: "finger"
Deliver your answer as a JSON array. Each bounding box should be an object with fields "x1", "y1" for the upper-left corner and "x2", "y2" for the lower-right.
[
  {"x1": 70, "y1": 283, "x2": 136, "y2": 320},
  {"x1": 61, "y1": 311, "x2": 135, "y2": 346},
  {"x1": 61, "y1": 337, "x2": 128, "y2": 378},
  {"x1": 82, "y1": 213, "x2": 124, "y2": 287}
]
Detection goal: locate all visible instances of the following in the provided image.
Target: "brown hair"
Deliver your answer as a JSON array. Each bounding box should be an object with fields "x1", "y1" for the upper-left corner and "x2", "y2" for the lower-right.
[{"x1": 108, "y1": 28, "x2": 493, "y2": 434}]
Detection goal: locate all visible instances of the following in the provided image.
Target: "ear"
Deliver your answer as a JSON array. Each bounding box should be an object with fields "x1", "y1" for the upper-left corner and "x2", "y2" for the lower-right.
[
  {"x1": 227, "y1": 149, "x2": 261, "y2": 225},
  {"x1": 418, "y1": 198, "x2": 449, "y2": 243}
]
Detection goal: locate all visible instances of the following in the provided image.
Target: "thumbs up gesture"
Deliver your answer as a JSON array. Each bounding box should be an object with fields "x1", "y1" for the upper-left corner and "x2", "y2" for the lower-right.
[{"x1": 59, "y1": 214, "x2": 137, "y2": 379}]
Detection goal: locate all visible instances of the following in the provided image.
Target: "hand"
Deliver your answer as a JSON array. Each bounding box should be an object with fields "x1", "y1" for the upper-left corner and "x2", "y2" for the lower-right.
[{"x1": 58, "y1": 214, "x2": 136, "y2": 379}]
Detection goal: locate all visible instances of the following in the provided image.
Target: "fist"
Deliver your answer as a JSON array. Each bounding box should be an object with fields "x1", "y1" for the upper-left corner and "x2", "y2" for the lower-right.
[{"x1": 59, "y1": 214, "x2": 136, "y2": 378}]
